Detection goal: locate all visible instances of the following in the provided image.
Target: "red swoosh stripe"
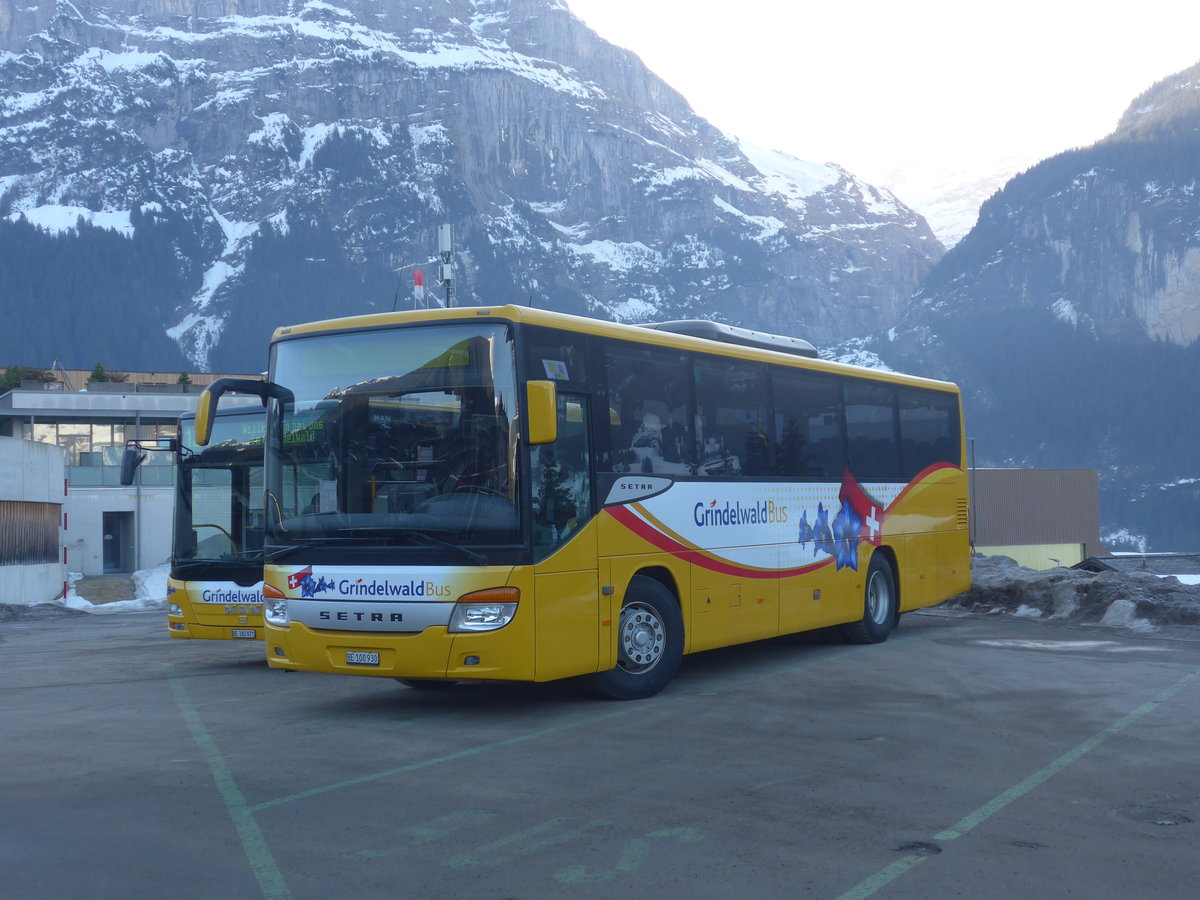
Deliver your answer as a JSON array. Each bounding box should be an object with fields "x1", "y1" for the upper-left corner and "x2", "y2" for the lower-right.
[{"x1": 605, "y1": 505, "x2": 830, "y2": 580}]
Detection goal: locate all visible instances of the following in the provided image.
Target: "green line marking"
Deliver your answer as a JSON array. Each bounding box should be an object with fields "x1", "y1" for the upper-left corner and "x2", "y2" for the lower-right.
[
  {"x1": 555, "y1": 827, "x2": 705, "y2": 884},
  {"x1": 170, "y1": 679, "x2": 292, "y2": 900},
  {"x1": 447, "y1": 818, "x2": 612, "y2": 868},
  {"x1": 835, "y1": 854, "x2": 932, "y2": 900},
  {"x1": 934, "y1": 670, "x2": 1198, "y2": 841},
  {"x1": 836, "y1": 670, "x2": 1199, "y2": 900},
  {"x1": 356, "y1": 811, "x2": 499, "y2": 858},
  {"x1": 250, "y1": 650, "x2": 834, "y2": 814},
  {"x1": 248, "y1": 704, "x2": 653, "y2": 813}
]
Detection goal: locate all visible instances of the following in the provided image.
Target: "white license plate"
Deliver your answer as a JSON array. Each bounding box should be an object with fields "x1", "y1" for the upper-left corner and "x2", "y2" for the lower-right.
[
  {"x1": 346, "y1": 651, "x2": 380, "y2": 666},
  {"x1": 231, "y1": 629, "x2": 256, "y2": 639}
]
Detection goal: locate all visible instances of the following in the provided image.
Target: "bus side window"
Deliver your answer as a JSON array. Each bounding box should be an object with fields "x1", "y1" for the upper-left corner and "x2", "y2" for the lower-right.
[
  {"x1": 898, "y1": 388, "x2": 960, "y2": 477},
  {"x1": 845, "y1": 382, "x2": 901, "y2": 480},
  {"x1": 772, "y1": 369, "x2": 845, "y2": 478},
  {"x1": 604, "y1": 344, "x2": 693, "y2": 474},
  {"x1": 694, "y1": 357, "x2": 769, "y2": 477},
  {"x1": 532, "y1": 394, "x2": 593, "y2": 556}
]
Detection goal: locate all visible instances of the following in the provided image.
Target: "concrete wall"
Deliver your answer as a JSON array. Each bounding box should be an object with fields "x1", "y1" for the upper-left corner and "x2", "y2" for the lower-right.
[
  {"x1": 0, "y1": 436, "x2": 66, "y2": 604},
  {"x1": 64, "y1": 486, "x2": 174, "y2": 576}
]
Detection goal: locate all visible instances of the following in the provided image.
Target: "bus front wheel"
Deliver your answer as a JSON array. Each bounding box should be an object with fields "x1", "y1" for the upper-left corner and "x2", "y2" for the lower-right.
[
  {"x1": 841, "y1": 554, "x2": 897, "y2": 644},
  {"x1": 591, "y1": 576, "x2": 683, "y2": 700}
]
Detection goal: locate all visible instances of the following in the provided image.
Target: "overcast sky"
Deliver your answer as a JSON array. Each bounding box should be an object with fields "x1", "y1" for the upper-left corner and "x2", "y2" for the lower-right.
[{"x1": 563, "y1": 0, "x2": 1200, "y2": 194}]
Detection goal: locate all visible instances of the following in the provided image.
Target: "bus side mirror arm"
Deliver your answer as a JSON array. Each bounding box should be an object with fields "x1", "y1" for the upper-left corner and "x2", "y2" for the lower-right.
[
  {"x1": 526, "y1": 380, "x2": 557, "y2": 445},
  {"x1": 119, "y1": 437, "x2": 179, "y2": 485},
  {"x1": 196, "y1": 378, "x2": 292, "y2": 446},
  {"x1": 119, "y1": 446, "x2": 146, "y2": 486}
]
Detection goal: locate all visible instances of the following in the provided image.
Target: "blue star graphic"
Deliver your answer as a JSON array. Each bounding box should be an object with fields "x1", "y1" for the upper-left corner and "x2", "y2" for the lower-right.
[
  {"x1": 812, "y1": 502, "x2": 834, "y2": 557},
  {"x1": 797, "y1": 509, "x2": 813, "y2": 548},
  {"x1": 832, "y1": 498, "x2": 863, "y2": 571}
]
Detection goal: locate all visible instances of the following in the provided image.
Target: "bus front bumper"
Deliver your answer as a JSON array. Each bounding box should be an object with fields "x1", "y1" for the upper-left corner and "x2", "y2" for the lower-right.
[
  {"x1": 263, "y1": 620, "x2": 535, "y2": 682},
  {"x1": 167, "y1": 620, "x2": 263, "y2": 640}
]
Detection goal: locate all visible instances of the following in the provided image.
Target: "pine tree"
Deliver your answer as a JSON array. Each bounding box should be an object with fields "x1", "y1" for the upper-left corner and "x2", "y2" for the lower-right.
[{"x1": 88, "y1": 363, "x2": 109, "y2": 383}]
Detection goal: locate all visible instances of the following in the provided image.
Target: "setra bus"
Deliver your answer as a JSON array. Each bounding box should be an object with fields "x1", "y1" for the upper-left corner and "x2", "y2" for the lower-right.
[
  {"x1": 195, "y1": 306, "x2": 970, "y2": 698},
  {"x1": 125, "y1": 406, "x2": 265, "y2": 639}
]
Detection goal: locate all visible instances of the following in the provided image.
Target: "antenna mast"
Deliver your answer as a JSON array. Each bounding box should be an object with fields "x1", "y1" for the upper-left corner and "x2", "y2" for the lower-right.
[{"x1": 438, "y1": 223, "x2": 454, "y2": 308}]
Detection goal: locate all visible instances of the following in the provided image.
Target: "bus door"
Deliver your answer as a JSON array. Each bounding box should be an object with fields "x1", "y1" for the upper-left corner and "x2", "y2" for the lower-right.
[{"x1": 531, "y1": 392, "x2": 599, "y2": 679}]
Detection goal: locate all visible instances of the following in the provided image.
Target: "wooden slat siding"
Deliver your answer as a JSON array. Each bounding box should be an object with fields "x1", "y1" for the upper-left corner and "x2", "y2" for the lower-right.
[
  {"x1": 971, "y1": 469, "x2": 1104, "y2": 559},
  {"x1": 0, "y1": 500, "x2": 59, "y2": 566}
]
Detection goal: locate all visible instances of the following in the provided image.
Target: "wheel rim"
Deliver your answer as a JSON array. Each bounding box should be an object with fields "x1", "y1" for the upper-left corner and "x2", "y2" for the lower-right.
[
  {"x1": 617, "y1": 601, "x2": 666, "y2": 673},
  {"x1": 866, "y1": 569, "x2": 892, "y2": 625}
]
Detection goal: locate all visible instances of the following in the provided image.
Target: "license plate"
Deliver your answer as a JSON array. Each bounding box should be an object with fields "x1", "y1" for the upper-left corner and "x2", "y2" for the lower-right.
[
  {"x1": 346, "y1": 651, "x2": 380, "y2": 666},
  {"x1": 231, "y1": 629, "x2": 256, "y2": 639}
]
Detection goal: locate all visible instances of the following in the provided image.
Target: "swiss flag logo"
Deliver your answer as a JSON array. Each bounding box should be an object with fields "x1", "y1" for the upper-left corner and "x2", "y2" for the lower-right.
[{"x1": 287, "y1": 566, "x2": 313, "y2": 591}]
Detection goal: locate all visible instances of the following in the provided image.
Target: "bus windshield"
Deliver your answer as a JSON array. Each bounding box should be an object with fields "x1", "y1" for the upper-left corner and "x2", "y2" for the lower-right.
[
  {"x1": 176, "y1": 415, "x2": 265, "y2": 567},
  {"x1": 266, "y1": 323, "x2": 520, "y2": 548}
]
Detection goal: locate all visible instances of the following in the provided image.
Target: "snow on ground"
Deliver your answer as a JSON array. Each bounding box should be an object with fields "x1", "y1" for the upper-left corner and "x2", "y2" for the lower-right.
[
  {"x1": 0, "y1": 564, "x2": 168, "y2": 621},
  {"x1": 942, "y1": 555, "x2": 1200, "y2": 633}
]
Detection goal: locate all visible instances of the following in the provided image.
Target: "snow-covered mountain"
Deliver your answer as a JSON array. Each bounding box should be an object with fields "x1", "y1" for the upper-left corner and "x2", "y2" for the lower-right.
[
  {"x1": 881, "y1": 153, "x2": 1039, "y2": 248},
  {"x1": 840, "y1": 62, "x2": 1200, "y2": 552},
  {"x1": 0, "y1": 0, "x2": 942, "y2": 371}
]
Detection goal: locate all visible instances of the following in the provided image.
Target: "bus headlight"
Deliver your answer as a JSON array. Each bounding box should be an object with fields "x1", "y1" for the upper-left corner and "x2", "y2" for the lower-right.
[
  {"x1": 264, "y1": 598, "x2": 289, "y2": 626},
  {"x1": 263, "y1": 584, "x2": 289, "y2": 626},
  {"x1": 168, "y1": 603, "x2": 183, "y2": 617},
  {"x1": 449, "y1": 588, "x2": 519, "y2": 633}
]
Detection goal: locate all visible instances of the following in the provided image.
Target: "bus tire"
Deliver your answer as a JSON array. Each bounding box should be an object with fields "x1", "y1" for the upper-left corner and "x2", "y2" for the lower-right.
[
  {"x1": 397, "y1": 679, "x2": 458, "y2": 690},
  {"x1": 841, "y1": 553, "x2": 897, "y2": 644},
  {"x1": 591, "y1": 575, "x2": 683, "y2": 700}
]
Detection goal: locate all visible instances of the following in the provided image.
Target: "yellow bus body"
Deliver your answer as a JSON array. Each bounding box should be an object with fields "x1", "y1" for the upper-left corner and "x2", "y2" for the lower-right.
[
  {"x1": 264, "y1": 465, "x2": 969, "y2": 679},
  {"x1": 257, "y1": 305, "x2": 970, "y2": 687},
  {"x1": 167, "y1": 576, "x2": 264, "y2": 641}
]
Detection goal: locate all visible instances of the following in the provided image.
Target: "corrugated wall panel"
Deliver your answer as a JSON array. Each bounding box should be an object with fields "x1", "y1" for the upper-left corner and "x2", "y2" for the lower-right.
[
  {"x1": 0, "y1": 500, "x2": 59, "y2": 566},
  {"x1": 971, "y1": 469, "x2": 1103, "y2": 559}
]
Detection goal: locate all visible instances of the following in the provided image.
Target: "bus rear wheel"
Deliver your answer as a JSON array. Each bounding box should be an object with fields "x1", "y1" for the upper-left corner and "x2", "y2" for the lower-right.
[
  {"x1": 841, "y1": 554, "x2": 897, "y2": 644},
  {"x1": 591, "y1": 576, "x2": 683, "y2": 700}
]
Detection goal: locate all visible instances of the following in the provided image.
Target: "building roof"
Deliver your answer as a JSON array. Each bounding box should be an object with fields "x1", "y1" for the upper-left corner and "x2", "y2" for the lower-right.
[{"x1": 0, "y1": 387, "x2": 260, "y2": 420}]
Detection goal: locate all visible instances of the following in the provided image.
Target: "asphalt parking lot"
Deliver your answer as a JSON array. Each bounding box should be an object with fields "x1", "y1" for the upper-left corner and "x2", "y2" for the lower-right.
[{"x1": 1, "y1": 608, "x2": 1198, "y2": 900}]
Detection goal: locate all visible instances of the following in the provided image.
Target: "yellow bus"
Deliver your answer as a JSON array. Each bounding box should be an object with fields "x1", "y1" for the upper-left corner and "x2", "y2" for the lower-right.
[
  {"x1": 196, "y1": 306, "x2": 970, "y2": 698},
  {"x1": 126, "y1": 407, "x2": 266, "y2": 639}
]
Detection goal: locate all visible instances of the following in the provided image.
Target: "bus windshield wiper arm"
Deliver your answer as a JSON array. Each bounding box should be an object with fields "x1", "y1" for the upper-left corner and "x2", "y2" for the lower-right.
[
  {"x1": 405, "y1": 531, "x2": 488, "y2": 566},
  {"x1": 263, "y1": 536, "x2": 362, "y2": 562}
]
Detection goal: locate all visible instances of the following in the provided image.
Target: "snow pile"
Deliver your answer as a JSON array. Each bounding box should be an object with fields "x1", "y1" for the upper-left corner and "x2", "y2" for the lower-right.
[
  {"x1": 0, "y1": 565, "x2": 168, "y2": 621},
  {"x1": 941, "y1": 555, "x2": 1200, "y2": 633},
  {"x1": 68, "y1": 564, "x2": 168, "y2": 614}
]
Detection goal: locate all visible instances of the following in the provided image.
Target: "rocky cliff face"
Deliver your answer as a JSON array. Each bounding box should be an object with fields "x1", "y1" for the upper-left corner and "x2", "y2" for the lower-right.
[
  {"x1": 0, "y1": 0, "x2": 941, "y2": 371},
  {"x1": 843, "y1": 62, "x2": 1200, "y2": 551}
]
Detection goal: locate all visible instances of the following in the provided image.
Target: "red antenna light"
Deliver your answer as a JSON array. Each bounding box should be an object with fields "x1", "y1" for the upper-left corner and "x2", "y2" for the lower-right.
[{"x1": 413, "y1": 269, "x2": 424, "y2": 286}]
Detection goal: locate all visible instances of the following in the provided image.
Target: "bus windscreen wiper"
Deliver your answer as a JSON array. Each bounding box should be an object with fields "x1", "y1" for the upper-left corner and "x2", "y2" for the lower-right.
[
  {"x1": 403, "y1": 531, "x2": 489, "y2": 566},
  {"x1": 263, "y1": 536, "x2": 363, "y2": 563}
]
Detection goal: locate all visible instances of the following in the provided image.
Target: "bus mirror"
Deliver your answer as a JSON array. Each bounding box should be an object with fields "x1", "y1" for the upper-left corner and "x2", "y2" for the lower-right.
[
  {"x1": 194, "y1": 389, "x2": 215, "y2": 446},
  {"x1": 119, "y1": 447, "x2": 146, "y2": 485},
  {"x1": 195, "y1": 377, "x2": 291, "y2": 446},
  {"x1": 526, "y1": 380, "x2": 558, "y2": 445}
]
